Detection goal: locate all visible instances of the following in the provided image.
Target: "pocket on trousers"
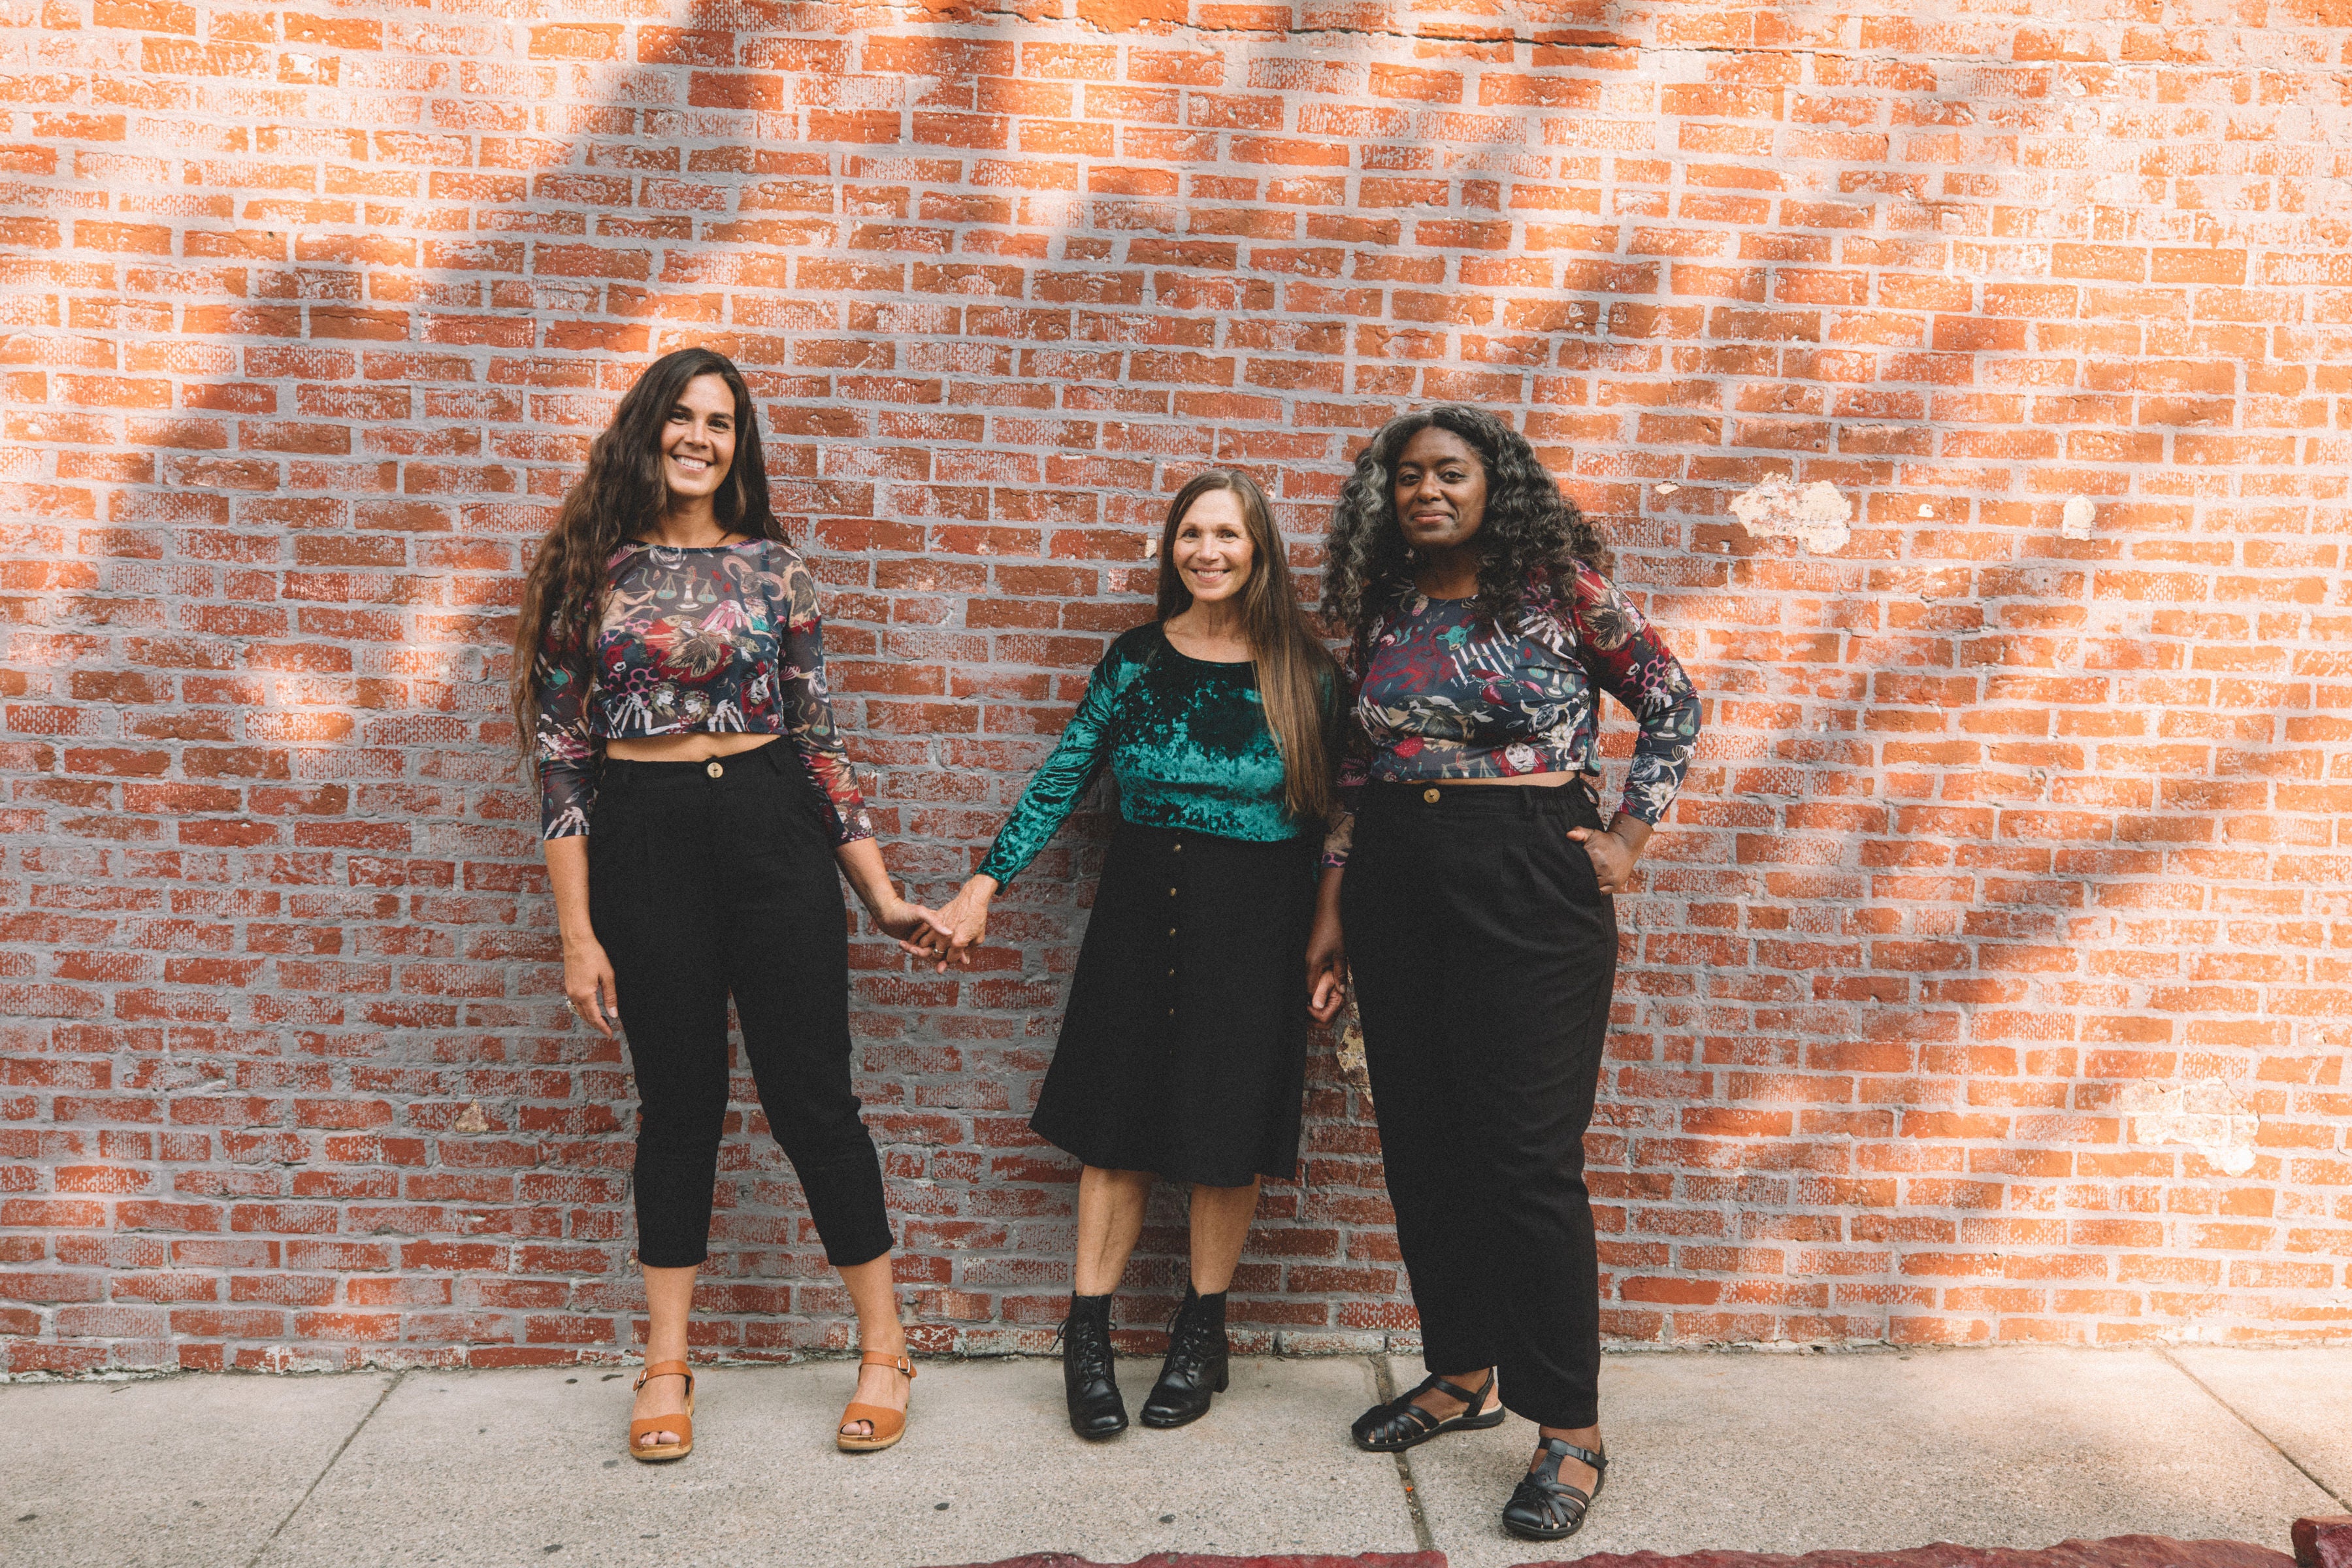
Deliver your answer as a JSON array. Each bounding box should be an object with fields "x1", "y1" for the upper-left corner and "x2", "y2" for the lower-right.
[
  {"x1": 586, "y1": 795, "x2": 643, "y2": 864},
  {"x1": 584, "y1": 803, "x2": 644, "y2": 938},
  {"x1": 762, "y1": 775, "x2": 831, "y2": 853},
  {"x1": 1556, "y1": 825, "x2": 1608, "y2": 904}
]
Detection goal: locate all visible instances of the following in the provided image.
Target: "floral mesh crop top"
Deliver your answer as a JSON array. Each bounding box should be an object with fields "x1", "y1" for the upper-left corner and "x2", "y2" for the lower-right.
[
  {"x1": 1324, "y1": 562, "x2": 1699, "y2": 866},
  {"x1": 976, "y1": 623, "x2": 1331, "y2": 887},
  {"x1": 531, "y1": 538, "x2": 874, "y2": 843}
]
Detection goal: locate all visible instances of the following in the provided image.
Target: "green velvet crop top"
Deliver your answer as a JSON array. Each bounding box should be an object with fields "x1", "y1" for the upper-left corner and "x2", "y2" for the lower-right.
[{"x1": 976, "y1": 623, "x2": 1326, "y2": 886}]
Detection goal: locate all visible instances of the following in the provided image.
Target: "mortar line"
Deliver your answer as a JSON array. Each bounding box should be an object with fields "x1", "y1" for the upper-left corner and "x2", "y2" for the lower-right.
[
  {"x1": 2157, "y1": 1348, "x2": 2351, "y2": 1512},
  {"x1": 1371, "y1": 1352, "x2": 1440, "y2": 1555},
  {"x1": 243, "y1": 1369, "x2": 407, "y2": 1568}
]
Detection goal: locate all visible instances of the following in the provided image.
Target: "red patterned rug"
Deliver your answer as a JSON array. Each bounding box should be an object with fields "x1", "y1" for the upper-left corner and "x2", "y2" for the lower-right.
[
  {"x1": 924, "y1": 1556, "x2": 1444, "y2": 1568},
  {"x1": 1520, "y1": 1539, "x2": 2296, "y2": 1568},
  {"x1": 929, "y1": 1537, "x2": 2304, "y2": 1568}
]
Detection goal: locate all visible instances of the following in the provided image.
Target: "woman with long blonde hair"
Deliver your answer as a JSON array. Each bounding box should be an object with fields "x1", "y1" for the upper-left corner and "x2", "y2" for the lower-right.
[{"x1": 923, "y1": 470, "x2": 1338, "y2": 1440}]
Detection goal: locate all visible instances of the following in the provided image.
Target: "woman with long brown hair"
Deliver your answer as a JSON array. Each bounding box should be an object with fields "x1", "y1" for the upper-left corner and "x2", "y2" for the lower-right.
[
  {"x1": 513, "y1": 346, "x2": 947, "y2": 1462},
  {"x1": 920, "y1": 470, "x2": 1338, "y2": 1440}
]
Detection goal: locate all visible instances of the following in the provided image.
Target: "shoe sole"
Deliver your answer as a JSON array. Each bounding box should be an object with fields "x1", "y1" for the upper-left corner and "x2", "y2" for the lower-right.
[
  {"x1": 1139, "y1": 1405, "x2": 1209, "y2": 1428},
  {"x1": 1352, "y1": 1409, "x2": 1507, "y2": 1453},
  {"x1": 1143, "y1": 1360, "x2": 1228, "y2": 1428}
]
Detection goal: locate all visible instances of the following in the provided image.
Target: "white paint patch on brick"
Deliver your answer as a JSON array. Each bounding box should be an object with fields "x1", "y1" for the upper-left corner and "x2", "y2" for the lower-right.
[
  {"x1": 1335, "y1": 988, "x2": 1368, "y2": 1089},
  {"x1": 2063, "y1": 496, "x2": 2097, "y2": 540},
  {"x1": 2119, "y1": 1080, "x2": 2259, "y2": 1177},
  {"x1": 1729, "y1": 476, "x2": 1852, "y2": 554}
]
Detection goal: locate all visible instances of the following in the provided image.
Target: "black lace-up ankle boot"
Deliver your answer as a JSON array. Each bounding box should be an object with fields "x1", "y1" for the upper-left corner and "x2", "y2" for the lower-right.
[
  {"x1": 1059, "y1": 1292, "x2": 1127, "y2": 1440},
  {"x1": 1140, "y1": 1284, "x2": 1228, "y2": 1428}
]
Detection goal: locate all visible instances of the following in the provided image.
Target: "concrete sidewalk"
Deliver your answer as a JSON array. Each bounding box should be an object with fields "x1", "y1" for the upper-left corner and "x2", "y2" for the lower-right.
[{"x1": 6, "y1": 1347, "x2": 2347, "y2": 1568}]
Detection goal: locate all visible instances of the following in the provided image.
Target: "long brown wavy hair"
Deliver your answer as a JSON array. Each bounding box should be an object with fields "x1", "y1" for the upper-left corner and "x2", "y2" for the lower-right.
[
  {"x1": 508, "y1": 348, "x2": 783, "y2": 762},
  {"x1": 1154, "y1": 470, "x2": 1339, "y2": 822}
]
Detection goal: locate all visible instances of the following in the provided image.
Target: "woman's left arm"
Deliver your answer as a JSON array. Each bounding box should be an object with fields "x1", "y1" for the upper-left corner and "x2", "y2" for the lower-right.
[
  {"x1": 774, "y1": 555, "x2": 878, "y2": 849},
  {"x1": 774, "y1": 556, "x2": 945, "y2": 942},
  {"x1": 1563, "y1": 565, "x2": 1701, "y2": 894}
]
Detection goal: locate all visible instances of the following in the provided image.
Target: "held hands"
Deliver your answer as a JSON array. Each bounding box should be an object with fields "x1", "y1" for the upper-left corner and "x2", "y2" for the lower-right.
[
  {"x1": 872, "y1": 894, "x2": 957, "y2": 948},
  {"x1": 902, "y1": 875, "x2": 996, "y2": 972},
  {"x1": 831, "y1": 836, "x2": 955, "y2": 960}
]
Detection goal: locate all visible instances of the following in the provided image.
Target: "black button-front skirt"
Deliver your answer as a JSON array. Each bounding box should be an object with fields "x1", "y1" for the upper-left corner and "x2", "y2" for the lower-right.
[{"x1": 1028, "y1": 818, "x2": 1319, "y2": 1187}]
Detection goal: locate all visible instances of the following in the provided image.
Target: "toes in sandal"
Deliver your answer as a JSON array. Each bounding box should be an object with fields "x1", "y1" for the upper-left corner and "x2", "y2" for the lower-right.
[
  {"x1": 627, "y1": 1361, "x2": 695, "y2": 1463},
  {"x1": 1502, "y1": 1437, "x2": 1608, "y2": 1542},
  {"x1": 836, "y1": 1350, "x2": 916, "y2": 1454},
  {"x1": 1350, "y1": 1369, "x2": 1505, "y2": 1452}
]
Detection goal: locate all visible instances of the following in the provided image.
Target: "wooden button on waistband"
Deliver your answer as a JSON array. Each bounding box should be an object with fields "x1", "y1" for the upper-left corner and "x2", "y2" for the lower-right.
[
  {"x1": 706, "y1": 760, "x2": 725, "y2": 778},
  {"x1": 1422, "y1": 787, "x2": 1440, "y2": 804}
]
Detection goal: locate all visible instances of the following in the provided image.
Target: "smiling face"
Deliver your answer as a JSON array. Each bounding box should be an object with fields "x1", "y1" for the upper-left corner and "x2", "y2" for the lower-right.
[
  {"x1": 660, "y1": 373, "x2": 738, "y2": 510},
  {"x1": 1393, "y1": 425, "x2": 1488, "y2": 556},
  {"x1": 1169, "y1": 487, "x2": 1256, "y2": 606}
]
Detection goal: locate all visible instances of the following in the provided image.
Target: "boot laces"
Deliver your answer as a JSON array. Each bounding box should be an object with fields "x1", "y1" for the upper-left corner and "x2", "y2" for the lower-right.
[
  {"x1": 1165, "y1": 1298, "x2": 1222, "y2": 1365},
  {"x1": 1058, "y1": 1313, "x2": 1115, "y2": 1378}
]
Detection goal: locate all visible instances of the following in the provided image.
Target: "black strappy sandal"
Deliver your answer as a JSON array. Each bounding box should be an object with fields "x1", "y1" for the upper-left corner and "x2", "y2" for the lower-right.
[
  {"x1": 1501, "y1": 1437, "x2": 1608, "y2": 1541},
  {"x1": 1349, "y1": 1369, "x2": 1505, "y2": 1452}
]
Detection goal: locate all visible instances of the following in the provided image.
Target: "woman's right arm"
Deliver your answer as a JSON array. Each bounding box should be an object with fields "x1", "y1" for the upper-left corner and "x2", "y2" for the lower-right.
[
  {"x1": 1305, "y1": 659, "x2": 1364, "y2": 1023},
  {"x1": 544, "y1": 836, "x2": 617, "y2": 1037},
  {"x1": 1305, "y1": 781, "x2": 1357, "y2": 1023},
  {"x1": 533, "y1": 622, "x2": 617, "y2": 1034},
  {"x1": 1306, "y1": 864, "x2": 1347, "y2": 1023},
  {"x1": 919, "y1": 644, "x2": 1132, "y2": 968}
]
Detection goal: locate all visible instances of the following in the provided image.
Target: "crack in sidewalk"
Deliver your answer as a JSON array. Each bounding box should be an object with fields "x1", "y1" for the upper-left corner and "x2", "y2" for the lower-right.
[
  {"x1": 242, "y1": 1369, "x2": 407, "y2": 1568},
  {"x1": 1371, "y1": 1354, "x2": 1440, "y2": 1554},
  {"x1": 2158, "y1": 1349, "x2": 2351, "y2": 1512}
]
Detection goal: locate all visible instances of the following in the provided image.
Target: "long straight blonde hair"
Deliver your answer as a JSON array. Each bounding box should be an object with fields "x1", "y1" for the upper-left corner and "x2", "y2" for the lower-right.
[{"x1": 1153, "y1": 470, "x2": 1339, "y2": 822}]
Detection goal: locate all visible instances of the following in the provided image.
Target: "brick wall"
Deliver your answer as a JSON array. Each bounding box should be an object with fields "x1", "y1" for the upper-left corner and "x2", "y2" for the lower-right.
[{"x1": 3, "y1": 0, "x2": 2349, "y2": 1375}]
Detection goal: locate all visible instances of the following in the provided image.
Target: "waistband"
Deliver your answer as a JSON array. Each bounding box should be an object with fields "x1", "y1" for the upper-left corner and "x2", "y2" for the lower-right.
[
  {"x1": 601, "y1": 739, "x2": 792, "y2": 785},
  {"x1": 1113, "y1": 815, "x2": 1311, "y2": 852},
  {"x1": 1358, "y1": 776, "x2": 1603, "y2": 819}
]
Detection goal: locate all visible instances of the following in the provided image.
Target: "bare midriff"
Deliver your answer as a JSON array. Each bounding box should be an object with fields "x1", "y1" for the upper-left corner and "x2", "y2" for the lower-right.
[{"x1": 606, "y1": 732, "x2": 781, "y2": 764}]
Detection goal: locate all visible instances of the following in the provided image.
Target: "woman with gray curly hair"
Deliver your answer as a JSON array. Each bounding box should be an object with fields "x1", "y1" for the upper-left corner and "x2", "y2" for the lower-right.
[{"x1": 1303, "y1": 405, "x2": 1700, "y2": 1543}]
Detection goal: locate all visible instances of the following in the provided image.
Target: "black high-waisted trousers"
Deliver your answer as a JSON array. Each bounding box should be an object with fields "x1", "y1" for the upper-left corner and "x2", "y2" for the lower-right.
[
  {"x1": 587, "y1": 743, "x2": 893, "y2": 1271},
  {"x1": 1342, "y1": 779, "x2": 1618, "y2": 1429}
]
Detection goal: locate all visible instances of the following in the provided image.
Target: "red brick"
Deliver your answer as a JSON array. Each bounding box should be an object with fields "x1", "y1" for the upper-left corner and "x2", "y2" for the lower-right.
[{"x1": 0, "y1": 0, "x2": 2340, "y2": 1374}]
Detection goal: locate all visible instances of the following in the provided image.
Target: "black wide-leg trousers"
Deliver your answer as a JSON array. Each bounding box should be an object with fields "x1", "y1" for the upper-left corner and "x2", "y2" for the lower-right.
[
  {"x1": 587, "y1": 743, "x2": 893, "y2": 1271},
  {"x1": 1342, "y1": 779, "x2": 1618, "y2": 1429}
]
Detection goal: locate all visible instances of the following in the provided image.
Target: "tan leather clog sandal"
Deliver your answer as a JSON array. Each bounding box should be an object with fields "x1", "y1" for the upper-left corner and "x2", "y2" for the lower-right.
[
  {"x1": 627, "y1": 1360, "x2": 695, "y2": 1462},
  {"x1": 836, "y1": 1350, "x2": 915, "y2": 1453}
]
